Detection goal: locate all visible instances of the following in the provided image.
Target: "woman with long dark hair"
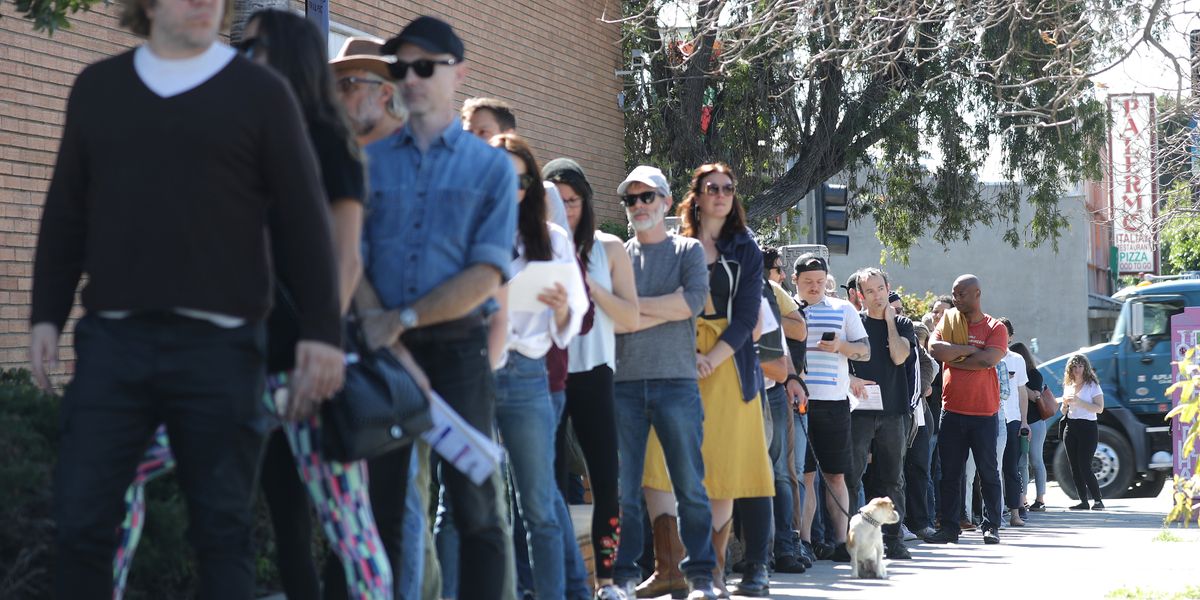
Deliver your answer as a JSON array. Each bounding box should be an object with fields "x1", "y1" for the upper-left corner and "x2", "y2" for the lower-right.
[
  {"x1": 488, "y1": 134, "x2": 590, "y2": 600},
  {"x1": 112, "y1": 11, "x2": 391, "y2": 600},
  {"x1": 639, "y1": 163, "x2": 772, "y2": 597},
  {"x1": 1010, "y1": 342, "x2": 1048, "y2": 512},
  {"x1": 544, "y1": 158, "x2": 639, "y2": 599},
  {"x1": 1060, "y1": 353, "x2": 1106, "y2": 510}
]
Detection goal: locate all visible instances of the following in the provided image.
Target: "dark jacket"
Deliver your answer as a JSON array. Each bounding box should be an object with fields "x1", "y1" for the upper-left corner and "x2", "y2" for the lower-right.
[{"x1": 714, "y1": 228, "x2": 764, "y2": 402}]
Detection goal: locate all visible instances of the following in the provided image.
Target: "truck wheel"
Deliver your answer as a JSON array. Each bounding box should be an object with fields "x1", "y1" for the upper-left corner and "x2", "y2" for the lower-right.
[
  {"x1": 1052, "y1": 425, "x2": 1135, "y2": 500},
  {"x1": 1126, "y1": 472, "x2": 1168, "y2": 498},
  {"x1": 1095, "y1": 425, "x2": 1135, "y2": 500}
]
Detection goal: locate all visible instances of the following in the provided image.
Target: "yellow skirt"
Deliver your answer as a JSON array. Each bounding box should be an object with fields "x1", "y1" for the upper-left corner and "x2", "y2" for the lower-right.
[{"x1": 642, "y1": 317, "x2": 774, "y2": 499}]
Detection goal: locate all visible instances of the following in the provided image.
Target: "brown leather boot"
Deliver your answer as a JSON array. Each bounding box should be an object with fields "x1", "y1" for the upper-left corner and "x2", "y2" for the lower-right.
[
  {"x1": 711, "y1": 518, "x2": 732, "y2": 599},
  {"x1": 636, "y1": 514, "x2": 688, "y2": 598}
]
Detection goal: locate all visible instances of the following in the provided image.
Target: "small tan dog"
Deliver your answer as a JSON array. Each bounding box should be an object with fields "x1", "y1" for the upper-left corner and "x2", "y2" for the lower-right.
[{"x1": 847, "y1": 497, "x2": 901, "y2": 579}]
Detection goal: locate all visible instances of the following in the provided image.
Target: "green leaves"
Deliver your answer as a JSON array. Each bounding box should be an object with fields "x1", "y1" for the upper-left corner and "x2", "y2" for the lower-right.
[{"x1": 9, "y1": 0, "x2": 104, "y2": 33}]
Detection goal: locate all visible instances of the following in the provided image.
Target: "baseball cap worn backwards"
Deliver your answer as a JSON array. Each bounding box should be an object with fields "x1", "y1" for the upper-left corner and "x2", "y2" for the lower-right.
[{"x1": 794, "y1": 253, "x2": 828, "y2": 275}]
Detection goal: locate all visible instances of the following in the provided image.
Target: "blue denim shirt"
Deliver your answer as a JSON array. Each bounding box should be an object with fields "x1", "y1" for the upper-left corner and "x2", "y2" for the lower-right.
[{"x1": 363, "y1": 119, "x2": 517, "y2": 311}]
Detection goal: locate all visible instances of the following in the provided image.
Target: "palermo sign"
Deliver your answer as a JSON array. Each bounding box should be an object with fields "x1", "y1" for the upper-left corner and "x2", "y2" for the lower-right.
[{"x1": 1107, "y1": 93, "x2": 1158, "y2": 275}]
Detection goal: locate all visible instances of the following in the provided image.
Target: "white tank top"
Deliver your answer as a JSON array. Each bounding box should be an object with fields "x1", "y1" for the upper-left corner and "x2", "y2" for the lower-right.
[{"x1": 568, "y1": 237, "x2": 615, "y2": 373}]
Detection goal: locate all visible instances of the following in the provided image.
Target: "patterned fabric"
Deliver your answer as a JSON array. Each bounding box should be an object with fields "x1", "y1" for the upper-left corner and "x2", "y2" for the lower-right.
[{"x1": 113, "y1": 374, "x2": 392, "y2": 600}]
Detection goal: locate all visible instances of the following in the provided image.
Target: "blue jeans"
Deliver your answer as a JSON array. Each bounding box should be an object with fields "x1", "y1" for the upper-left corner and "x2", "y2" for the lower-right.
[
  {"x1": 1028, "y1": 419, "x2": 1048, "y2": 498},
  {"x1": 513, "y1": 391, "x2": 590, "y2": 600},
  {"x1": 495, "y1": 354, "x2": 566, "y2": 599},
  {"x1": 613, "y1": 379, "x2": 716, "y2": 582},
  {"x1": 767, "y1": 386, "x2": 797, "y2": 559},
  {"x1": 400, "y1": 450, "x2": 425, "y2": 599}
]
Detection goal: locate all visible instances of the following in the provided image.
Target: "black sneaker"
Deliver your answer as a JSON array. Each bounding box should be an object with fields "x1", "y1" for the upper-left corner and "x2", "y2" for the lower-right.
[
  {"x1": 797, "y1": 541, "x2": 814, "y2": 568},
  {"x1": 1029, "y1": 500, "x2": 1046, "y2": 512},
  {"x1": 831, "y1": 542, "x2": 852, "y2": 563},
  {"x1": 1091, "y1": 501, "x2": 1105, "y2": 511},
  {"x1": 732, "y1": 562, "x2": 770, "y2": 597},
  {"x1": 884, "y1": 540, "x2": 912, "y2": 559},
  {"x1": 813, "y1": 542, "x2": 835, "y2": 561},
  {"x1": 923, "y1": 528, "x2": 959, "y2": 544},
  {"x1": 1069, "y1": 502, "x2": 1090, "y2": 510},
  {"x1": 983, "y1": 528, "x2": 1000, "y2": 544},
  {"x1": 774, "y1": 554, "x2": 807, "y2": 573}
]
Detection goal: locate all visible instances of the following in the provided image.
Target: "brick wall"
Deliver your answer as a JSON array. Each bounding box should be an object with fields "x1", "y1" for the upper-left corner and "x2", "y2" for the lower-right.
[{"x1": 0, "y1": 0, "x2": 626, "y2": 373}]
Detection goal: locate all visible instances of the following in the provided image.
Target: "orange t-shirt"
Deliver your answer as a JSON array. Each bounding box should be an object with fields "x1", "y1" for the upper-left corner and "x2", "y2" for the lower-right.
[{"x1": 934, "y1": 315, "x2": 1009, "y2": 416}]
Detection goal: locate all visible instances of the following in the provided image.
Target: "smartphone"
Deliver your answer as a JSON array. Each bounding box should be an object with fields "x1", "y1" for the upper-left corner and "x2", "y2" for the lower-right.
[{"x1": 821, "y1": 331, "x2": 836, "y2": 341}]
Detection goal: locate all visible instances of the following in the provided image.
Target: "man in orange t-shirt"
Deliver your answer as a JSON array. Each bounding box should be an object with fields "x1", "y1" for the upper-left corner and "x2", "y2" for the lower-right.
[{"x1": 924, "y1": 274, "x2": 1009, "y2": 545}]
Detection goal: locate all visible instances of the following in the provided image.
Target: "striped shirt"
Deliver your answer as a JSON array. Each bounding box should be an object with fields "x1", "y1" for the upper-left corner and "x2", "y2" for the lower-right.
[{"x1": 802, "y1": 296, "x2": 868, "y2": 401}]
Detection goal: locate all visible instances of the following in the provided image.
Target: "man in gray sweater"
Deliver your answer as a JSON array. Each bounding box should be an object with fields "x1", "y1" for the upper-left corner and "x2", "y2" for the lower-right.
[{"x1": 610, "y1": 166, "x2": 717, "y2": 600}]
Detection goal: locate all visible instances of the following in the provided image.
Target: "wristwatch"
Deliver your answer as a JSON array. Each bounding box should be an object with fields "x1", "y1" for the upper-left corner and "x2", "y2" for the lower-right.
[{"x1": 398, "y1": 307, "x2": 419, "y2": 330}]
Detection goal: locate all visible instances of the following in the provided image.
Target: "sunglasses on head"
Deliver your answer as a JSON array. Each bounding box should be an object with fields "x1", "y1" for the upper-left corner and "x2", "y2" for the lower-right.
[
  {"x1": 518, "y1": 173, "x2": 537, "y2": 191},
  {"x1": 703, "y1": 182, "x2": 736, "y2": 196},
  {"x1": 386, "y1": 58, "x2": 458, "y2": 80},
  {"x1": 620, "y1": 191, "x2": 658, "y2": 207},
  {"x1": 235, "y1": 37, "x2": 265, "y2": 58}
]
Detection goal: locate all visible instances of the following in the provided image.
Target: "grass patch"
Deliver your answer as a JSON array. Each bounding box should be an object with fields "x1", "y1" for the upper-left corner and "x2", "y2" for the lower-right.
[
  {"x1": 1107, "y1": 586, "x2": 1200, "y2": 599},
  {"x1": 1154, "y1": 530, "x2": 1185, "y2": 543}
]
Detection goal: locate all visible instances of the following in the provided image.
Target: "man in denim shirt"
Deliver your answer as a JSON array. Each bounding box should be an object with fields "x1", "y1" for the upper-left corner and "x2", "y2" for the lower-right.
[{"x1": 360, "y1": 16, "x2": 517, "y2": 599}]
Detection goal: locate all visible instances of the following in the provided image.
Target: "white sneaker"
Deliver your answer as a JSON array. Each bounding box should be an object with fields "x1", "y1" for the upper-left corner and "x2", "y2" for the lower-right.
[{"x1": 901, "y1": 525, "x2": 919, "y2": 541}]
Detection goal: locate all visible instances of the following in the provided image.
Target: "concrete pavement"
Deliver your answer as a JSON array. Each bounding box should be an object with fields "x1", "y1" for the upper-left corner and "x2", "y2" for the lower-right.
[{"x1": 707, "y1": 483, "x2": 1197, "y2": 599}]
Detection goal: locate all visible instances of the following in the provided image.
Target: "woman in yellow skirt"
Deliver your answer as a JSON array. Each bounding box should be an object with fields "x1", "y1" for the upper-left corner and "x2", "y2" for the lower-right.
[{"x1": 636, "y1": 163, "x2": 774, "y2": 598}]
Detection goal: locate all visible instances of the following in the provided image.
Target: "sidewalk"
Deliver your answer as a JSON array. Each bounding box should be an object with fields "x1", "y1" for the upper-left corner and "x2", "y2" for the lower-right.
[{"x1": 720, "y1": 483, "x2": 1197, "y2": 599}]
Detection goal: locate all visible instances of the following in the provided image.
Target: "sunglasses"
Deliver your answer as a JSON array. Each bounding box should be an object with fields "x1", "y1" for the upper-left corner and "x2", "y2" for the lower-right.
[
  {"x1": 769, "y1": 264, "x2": 784, "y2": 273},
  {"x1": 703, "y1": 182, "x2": 736, "y2": 196},
  {"x1": 386, "y1": 58, "x2": 458, "y2": 80},
  {"x1": 620, "y1": 191, "x2": 658, "y2": 206},
  {"x1": 518, "y1": 173, "x2": 537, "y2": 191},
  {"x1": 235, "y1": 37, "x2": 266, "y2": 58},
  {"x1": 336, "y1": 76, "x2": 385, "y2": 94}
]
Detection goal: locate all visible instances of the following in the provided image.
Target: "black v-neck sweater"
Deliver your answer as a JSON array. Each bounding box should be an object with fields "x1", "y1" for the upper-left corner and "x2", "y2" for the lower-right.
[{"x1": 32, "y1": 50, "x2": 341, "y2": 346}]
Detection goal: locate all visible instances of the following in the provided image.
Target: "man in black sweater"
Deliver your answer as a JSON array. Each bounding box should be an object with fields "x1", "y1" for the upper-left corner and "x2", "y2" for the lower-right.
[{"x1": 28, "y1": 0, "x2": 344, "y2": 596}]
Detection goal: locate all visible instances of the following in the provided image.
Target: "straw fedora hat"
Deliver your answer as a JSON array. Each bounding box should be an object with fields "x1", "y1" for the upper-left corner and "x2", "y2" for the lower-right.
[{"x1": 329, "y1": 37, "x2": 394, "y2": 81}]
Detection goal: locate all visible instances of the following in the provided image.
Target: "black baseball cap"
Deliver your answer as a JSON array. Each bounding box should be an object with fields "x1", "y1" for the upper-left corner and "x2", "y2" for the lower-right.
[
  {"x1": 793, "y1": 253, "x2": 828, "y2": 274},
  {"x1": 842, "y1": 273, "x2": 858, "y2": 292},
  {"x1": 381, "y1": 16, "x2": 465, "y2": 61}
]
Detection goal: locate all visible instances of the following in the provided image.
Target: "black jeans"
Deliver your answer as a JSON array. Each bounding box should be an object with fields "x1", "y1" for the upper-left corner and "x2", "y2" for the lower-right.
[
  {"x1": 1001, "y1": 420, "x2": 1023, "y2": 509},
  {"x1": 259, "y1": 429, "x2": 320, "y2": 600},
  {"x1": 558, "y1": 364, "x2": 621, "y2": 580},
  {"x1": 54, "y1": 314, "x2": 267, "y2": 599},
  {"x1": 1064, "y1": 419, "x2": 1102, "y2": 503},
  {"x1": 904, "y1": 406, "x2": 933, "y2": 531},
  {"x1": 936, "y1": 411, "x2": 1002, "y2": 533},
  {"x1": 402, "y1": 327, "x2": 508, "y2": 599},
  {"x1": 847, "y1": 412, "x2": 909, "y2": 543}
]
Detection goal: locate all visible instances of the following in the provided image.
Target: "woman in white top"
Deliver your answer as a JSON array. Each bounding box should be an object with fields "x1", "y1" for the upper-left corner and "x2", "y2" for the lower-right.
[
  {"x1": 488, "y1": 135, "x2": 590, "y2": 599},
  {"x1": 1059, "y1": 353, "x2": 1106, "y2": 510},
  {"x1": 544, "y1": 158, "x2": 639, "y2": 599}
]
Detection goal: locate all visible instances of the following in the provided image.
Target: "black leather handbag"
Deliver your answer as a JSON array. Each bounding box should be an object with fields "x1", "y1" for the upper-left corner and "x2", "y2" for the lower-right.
[{"x1": 320, "y1": 316, "x2": 433, "y2": 462}]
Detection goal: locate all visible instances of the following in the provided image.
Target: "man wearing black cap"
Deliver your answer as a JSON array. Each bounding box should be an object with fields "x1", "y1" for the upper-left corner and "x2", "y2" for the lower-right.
[
  {"x1": 361, "y1": 16, "x2": 517, "y2": 598},
  {"x1": 842, "y1": 273, "x2": 863, "y2": 311},
  {"x1": 792, "y1": 254, "x2": 871, "y2": 563}
]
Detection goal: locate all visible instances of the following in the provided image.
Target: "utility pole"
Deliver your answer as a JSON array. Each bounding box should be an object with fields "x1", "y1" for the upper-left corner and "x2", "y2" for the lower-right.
[{"x1": 307, "y1": 0, "x2": 329, "y2": 50}]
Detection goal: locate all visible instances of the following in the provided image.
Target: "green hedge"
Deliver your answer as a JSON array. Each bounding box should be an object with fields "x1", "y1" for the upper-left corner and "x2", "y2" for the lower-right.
[{"x1": 0, "y1": 369, "x2": 302, "y2": 599}]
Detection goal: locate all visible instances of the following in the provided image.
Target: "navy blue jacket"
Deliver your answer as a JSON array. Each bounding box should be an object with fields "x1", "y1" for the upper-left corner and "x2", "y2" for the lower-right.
[{"x1": 714, "y1": 228, "x2": 764, "y2": 402}]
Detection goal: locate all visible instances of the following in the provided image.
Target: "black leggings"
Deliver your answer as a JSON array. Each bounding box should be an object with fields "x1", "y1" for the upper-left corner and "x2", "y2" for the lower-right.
[
  {"x1": 556, "y1": 365, "x2": 621, "y2": 580},
  {"x1": 258, "y1": 429, "x2": 320, "y2": 600},
  {"x1": 1064, "y1": 419, "x2": 1102, "y2": 503}
]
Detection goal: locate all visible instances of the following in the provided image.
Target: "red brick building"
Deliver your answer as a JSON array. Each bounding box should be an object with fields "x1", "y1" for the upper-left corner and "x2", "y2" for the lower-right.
[{"x1": 0, "y1": 0, "x2": 627, "y2": 373}]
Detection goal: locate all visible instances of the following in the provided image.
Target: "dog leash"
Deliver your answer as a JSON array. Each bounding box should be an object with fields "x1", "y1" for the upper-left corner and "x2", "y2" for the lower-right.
[{"x1": 796, "y1": 412, "x2": 855, "y2": 520}]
